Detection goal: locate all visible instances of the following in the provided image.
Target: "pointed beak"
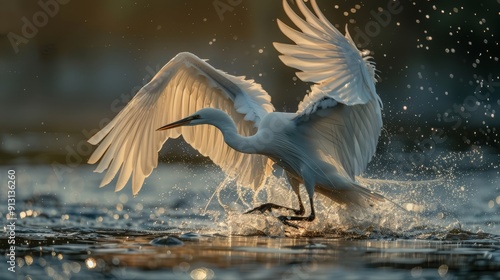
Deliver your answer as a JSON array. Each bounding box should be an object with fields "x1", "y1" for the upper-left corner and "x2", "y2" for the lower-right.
[{"x1": 156, "y1": 115, "x2": 200, "y2": 131}]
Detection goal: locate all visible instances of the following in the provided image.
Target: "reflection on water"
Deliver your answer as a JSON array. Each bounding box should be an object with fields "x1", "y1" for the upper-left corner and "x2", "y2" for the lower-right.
[
  {"x1": 1, "y1": 229, "x2": 499, "y2": 279},
  {"x1": 0, "y1": 161, "x2": 499, "y2": 279}
]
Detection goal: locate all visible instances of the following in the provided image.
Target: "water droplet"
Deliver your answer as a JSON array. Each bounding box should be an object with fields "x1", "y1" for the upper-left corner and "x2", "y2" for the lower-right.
[
  {"x1": 488, "y1": 200, "x2": 495, "y2": 208},
  {"x1": 85, "y1": 258, "x2": 97, "y2": 269}
]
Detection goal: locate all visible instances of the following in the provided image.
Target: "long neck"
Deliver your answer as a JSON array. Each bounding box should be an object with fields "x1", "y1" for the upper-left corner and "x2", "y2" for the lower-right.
[{"x1": 208, "y1": 112, "x2": 262, "y2": 155}]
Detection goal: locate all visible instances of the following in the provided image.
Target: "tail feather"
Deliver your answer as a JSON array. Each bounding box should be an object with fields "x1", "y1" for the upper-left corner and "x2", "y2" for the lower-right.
[{"x1": 316, "y1": 182, "x2": 385, "y2": 208}]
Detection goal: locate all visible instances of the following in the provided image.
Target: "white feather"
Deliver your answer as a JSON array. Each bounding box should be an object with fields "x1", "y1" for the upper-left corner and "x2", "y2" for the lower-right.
[
  {"x1": 88, "y1": 52, "x2": 274, "y2": 194},
  {"x1": 275, "y1": 0, "x2": 381, "y2": 110}
]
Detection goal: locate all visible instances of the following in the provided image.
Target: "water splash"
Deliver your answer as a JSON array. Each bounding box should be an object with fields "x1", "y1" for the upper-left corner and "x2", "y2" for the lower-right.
[{"x1": 212, "y1": 168, "x2": 496, "y2": 239}]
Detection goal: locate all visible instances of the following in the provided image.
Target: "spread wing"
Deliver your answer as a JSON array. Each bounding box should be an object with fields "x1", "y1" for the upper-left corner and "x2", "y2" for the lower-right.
[
  {"x1": 88, "y1": 52, "x2": 274, "y2": 195},
  {"x1": 276, "y1": 0, "x2": 382, "y2": 178}
]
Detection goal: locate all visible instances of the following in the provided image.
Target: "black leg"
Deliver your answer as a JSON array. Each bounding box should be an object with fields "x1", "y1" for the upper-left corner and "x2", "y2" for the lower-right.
[
  {"x1": 290, "y1": 177, "x2": 306, "y2": 216},
  {"x1": 295, "y1": 193, "x2": 306, "y2": 216}
]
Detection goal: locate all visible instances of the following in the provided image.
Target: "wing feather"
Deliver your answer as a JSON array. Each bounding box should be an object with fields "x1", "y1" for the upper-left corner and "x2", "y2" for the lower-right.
[
  {"x1": 88, "y1": 52, "x2": 274, "y2": 194},
  {"x1": 280, "y1": 0, "x2": 383, "y2": 179},
  {"x1": 275, "y1": 0, "x2": 380, "y2": 109},
  {"x1": 295, "y1": 98, "x2": 382, "y2": 179}
]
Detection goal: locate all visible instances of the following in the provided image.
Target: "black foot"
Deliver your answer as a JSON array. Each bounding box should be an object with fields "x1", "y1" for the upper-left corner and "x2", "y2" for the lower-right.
[
  {"x1": 277, "y1": 214, "x2": 316, "y2": 228},
  {"x1": 245, "y1": 203, "x2": 304, "y2": 215}
]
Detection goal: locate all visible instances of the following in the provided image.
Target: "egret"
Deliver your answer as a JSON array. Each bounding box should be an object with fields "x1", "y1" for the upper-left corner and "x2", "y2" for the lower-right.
[{"x1": 88, "y1": 0, "x2": 385, "y2": 226}]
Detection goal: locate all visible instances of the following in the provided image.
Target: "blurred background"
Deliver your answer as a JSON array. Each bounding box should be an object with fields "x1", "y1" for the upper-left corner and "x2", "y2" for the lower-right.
[{"x1": 0, "y1": 0, "x2": 499, "y2": 166}]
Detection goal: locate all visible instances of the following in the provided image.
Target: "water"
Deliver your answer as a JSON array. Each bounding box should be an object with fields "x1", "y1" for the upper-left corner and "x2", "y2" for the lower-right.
[{"x1": 0, "y1": 151, "x2": 499, "y2": 280}]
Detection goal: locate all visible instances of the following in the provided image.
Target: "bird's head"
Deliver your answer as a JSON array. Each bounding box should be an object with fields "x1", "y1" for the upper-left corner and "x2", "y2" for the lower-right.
[{"x1": 156, "y1": 108, "x2": 226, "y2": 131}]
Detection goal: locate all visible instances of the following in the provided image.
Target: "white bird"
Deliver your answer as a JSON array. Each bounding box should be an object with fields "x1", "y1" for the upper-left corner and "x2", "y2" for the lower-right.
[{"x1": 88, "y1": 0, "x2": 384, "y2": 226}]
